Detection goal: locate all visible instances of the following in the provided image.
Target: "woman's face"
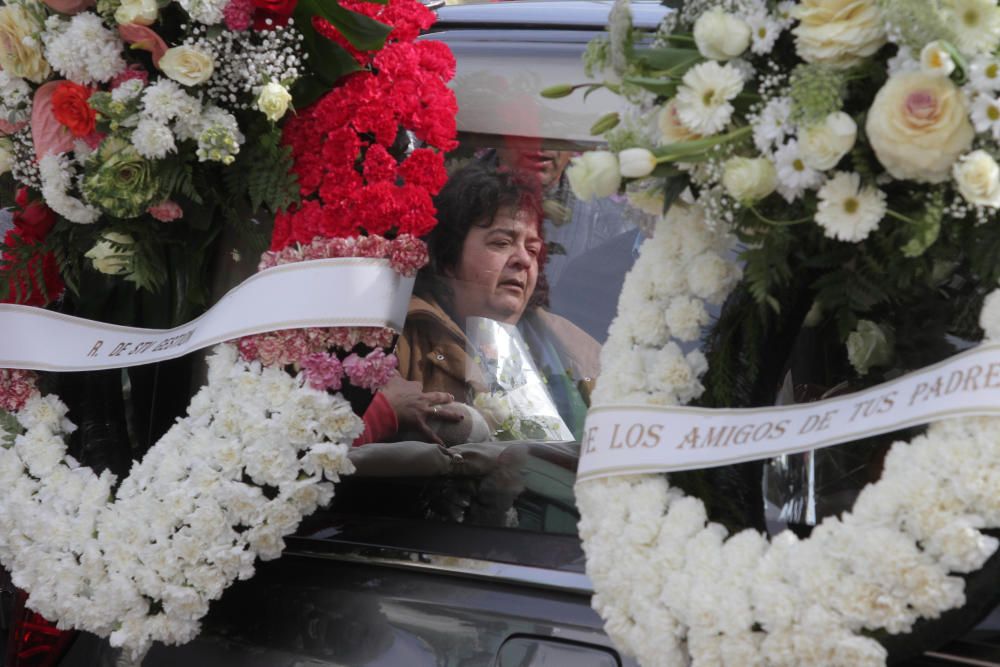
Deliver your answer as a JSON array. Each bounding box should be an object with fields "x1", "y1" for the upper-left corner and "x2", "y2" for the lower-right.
[{"x1": 447, "y1": 206, "x2": 541, "y2": 325}]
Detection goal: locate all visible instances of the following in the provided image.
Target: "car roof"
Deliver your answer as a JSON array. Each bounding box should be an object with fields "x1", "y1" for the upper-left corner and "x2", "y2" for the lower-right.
[
  {"x1": 423, "y1": 1, "x2": 670, "y2": 144},
  {"x1": 432, "y1": 0, "x2": 669, "y2": 32}
]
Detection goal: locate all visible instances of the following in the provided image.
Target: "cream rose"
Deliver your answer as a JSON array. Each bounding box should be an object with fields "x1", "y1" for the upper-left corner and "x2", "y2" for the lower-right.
[
  {"x1": 791, "y1": 0, "x2": 887, "y2": 69},
  {"x1": 865, "y1": 71, "x2": 974, "y2": 182},
  {"x1": 693, "y1": 9, "x2": 750, "y2": 61},
  {"x1": 84, "y1": 232, "x2": 135, "y2": 276},
  {"x1": 953, "y1": 150, "x2": 1000, "y2": 207},
  {"x1": 256, "y1": 81, "x2": 292, "y2": 122},
  {"x1": 657, "y1": 98, "x2": 701, "y2": 144},
  {"x1": 115, "y1": 0, "x2": 159, "y2": 25},
  {"x1": 800, "y1": 111, "x2": 857, "y2": 170},
  {"x1": 159, "y1": 45, "x2": 214, "y2": 86},
  {"x1": 566, "y1": 151, "x2": 621, "y2": 200},
  {"x1": 0, "y1": 4, "x2": 49, "y2": 83},
  {"x1": 722, "y1": 157, "x2": 777, "y2": 201}
]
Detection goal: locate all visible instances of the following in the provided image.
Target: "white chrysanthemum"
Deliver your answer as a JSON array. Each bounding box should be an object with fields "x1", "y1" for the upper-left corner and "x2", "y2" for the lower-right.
[
  {"x1": 41, "y1": 13, "x2": 126, "y2": 85},
  {"x1": 141, "y1": 80, "x2": 193, "y2": 124},
  {"x1": 753, "y1": 96, "x2": 792, "y2": 154},
  {"x1": 944, "y1": 0, "x2": 1000, "y2": 55},
  {"x1": 38, "y1": 153, "x2": 100, "y2": 224},
  {"x1": 746, "y1": 12, "x2": 782, "y2": 55},
  {"x1": 969, "y1": 93, "x2": 1000, "y2": 137},
  {"x1": 774, "y1": 139, "x2": 824, "y2": 202},
  {"x1": 969, "y1": 54, "x2": 1000, "y2": 92},
  {"x1": 814, "y1": 171, "x2": 886, "y2": 242},
  {"x1": 131, "y1": 120, "x2": 176, "y2": 159},
  {"x1": 674, "y1": 61, "x2": 744, "y2": 136},
  {"x1": 111, "y1": 79, "x2": 145, "y2": 103}
]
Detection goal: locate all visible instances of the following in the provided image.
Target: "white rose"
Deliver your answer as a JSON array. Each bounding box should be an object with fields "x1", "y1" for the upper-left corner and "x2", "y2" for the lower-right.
[
  {"x1": 799, "y1": 111, "x2": 857, "y2": 171},
  {"x1": 256, "y1": 81, "x2": 292, "y2": 122},
  {"x1": 866, "y1": 71, "x2": 974, "y2": 182},
  {"x1": 791, "y1": 0, "x2": 886, "y2": 69},
  {"x1": 693, "y1": 9, "x2": 751, "y2": 61},
  {"x1": 920, "y1": 41, "x2": 955, "y2": 77},
  {"x1": 721, "y1": 156, "x2": 777, "y2": 201},
  {"x1": 618, "y1": 147, "x2": 657, "y2": 178},
  {"x1": 0, "y1": 4, "x2": 49, "y2": 83},
  {"x1": 566, "y1": 151, "x2": 622, "y2": 200},
  {"x1": 953, "y1": 150, "x2": 1000, "y2": 207},
  {"x1": 114, "y1": 0, "x2": 158, "y2": 25},
  {"x1": 159, "y1": 45, "x2": 215, "y2": 86},
  {"x1": 84, "y1": 232, "x2": 134, "y2": 276},
  {"x1": 979, "y1": 288, "x2": 1000, "y2": 341}
]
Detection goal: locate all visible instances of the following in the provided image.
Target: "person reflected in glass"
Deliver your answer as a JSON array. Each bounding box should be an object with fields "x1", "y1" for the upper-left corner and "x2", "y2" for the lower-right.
[{"x1": 358, "y1": 162, "x2": 600, "y2": 445}]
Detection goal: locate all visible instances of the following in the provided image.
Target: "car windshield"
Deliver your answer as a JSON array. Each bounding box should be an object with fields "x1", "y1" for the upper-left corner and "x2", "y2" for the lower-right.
[{"x1": 301, "y1": 133, "x2": 653, "y2": 539}]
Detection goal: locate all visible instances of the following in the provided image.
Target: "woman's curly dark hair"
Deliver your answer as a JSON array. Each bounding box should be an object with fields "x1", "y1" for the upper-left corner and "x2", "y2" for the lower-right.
[{"x1": 415, "y1": 161, "x2": 549, "y2": 314}]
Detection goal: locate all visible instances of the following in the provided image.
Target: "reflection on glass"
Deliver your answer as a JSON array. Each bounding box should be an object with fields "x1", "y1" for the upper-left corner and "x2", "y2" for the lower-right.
[{"x1": 466, "y1": 317, "x2": 574, "y2": 442}]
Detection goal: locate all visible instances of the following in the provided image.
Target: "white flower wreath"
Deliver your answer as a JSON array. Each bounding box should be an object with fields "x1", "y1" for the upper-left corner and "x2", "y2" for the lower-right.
[
  {"x1": 0, "y1": 344, "x2": 360, "y2": 660},
  {"x1": 576, "y1": 203, "x2": 1000, "y2": 666}
]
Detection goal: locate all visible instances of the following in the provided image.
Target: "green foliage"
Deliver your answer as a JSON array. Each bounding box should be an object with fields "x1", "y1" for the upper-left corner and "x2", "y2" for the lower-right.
[
  {"x1": 788, "y1": 63, "x2": 848, "y2": 126},
  {"x1": 900, "y1": 188, "x2": 945, "y2": 258},
  {"x1": 0, "y1": 409, "x2": 22, "y2": 447},
  {"x1": 877, "y1": 0, "x2": 956, "y2": 52}
]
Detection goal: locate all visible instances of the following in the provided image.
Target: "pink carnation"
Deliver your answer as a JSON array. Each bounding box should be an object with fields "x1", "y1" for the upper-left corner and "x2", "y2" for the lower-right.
[
  {"x1": 254, "y1": 334, "x2": 284, "y2": 367},
  {"x1": 342, "y1": 348, "x2": 398, "y2": 391},
  {"x1": 148, "y1": 200, "x2": 183, "y2": 222},
  {"x1": 236, "y1": 337, "x2": 259, "y2": 362},
  {"x1": 301, "y1": 352, "x2": 343, "y2": 391},
  {"x1": 110, "y1": 64, "x2": 149, "y2": 89},
  {"x1": 223, "y1": 0, "x2": 254, "y2": 30},
  {"x1": 389, "y1": 234, "x2": 429, "y2": 277},
  {"x1": 0, "y1": 369, "x2": 39, "y2": 413}
]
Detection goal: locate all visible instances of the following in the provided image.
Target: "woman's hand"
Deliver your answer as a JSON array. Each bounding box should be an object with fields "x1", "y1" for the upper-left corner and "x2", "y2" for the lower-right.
[{"x1": 380, "y1": 374, "x2": 465, "y2": 445}]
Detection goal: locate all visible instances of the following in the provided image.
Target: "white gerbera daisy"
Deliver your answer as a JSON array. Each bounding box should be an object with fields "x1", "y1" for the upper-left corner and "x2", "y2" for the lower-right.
[
  {"x1": 814, "y1": 171, "x2": 886, "y2": 242},
  {"x1": 775, "y1": 0, "x2": 796, "y2": 27},
  {"x1": 675, "y1": 61, "x2": 744, "y2": 136},
  {"x1": 773, "y1": 140, "x2": 824, "y2": 202},
  {"x1": 746, "y1": 12, "x2": 782, "y2": 55},
  {"x1": 753, "y1": 96, "x2": 792, "y2": 154},
  {"x1": 969, "y1": 54, "x2": 1000, "y2": 92},
  {"x1": 969, "y1": 93, "x2": 1000, "y2": 137},
  {"x1": 944, "y1": 0, "x2": 1000, "y2": 55}
]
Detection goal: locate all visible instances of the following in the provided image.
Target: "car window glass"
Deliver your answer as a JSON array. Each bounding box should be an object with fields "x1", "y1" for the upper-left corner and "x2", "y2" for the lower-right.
[{"x1": 301, "y1": 133, "x2": 652, "y2": 539}]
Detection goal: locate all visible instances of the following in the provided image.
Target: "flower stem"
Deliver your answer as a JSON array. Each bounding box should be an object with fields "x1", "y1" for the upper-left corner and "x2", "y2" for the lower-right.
[
  {"x1": 886, "y1": 209, "x2": 921, "y2": 225},
  {"x1": 654, "y1": 125, "x2": 752, "y2": 164},
  {"x1": 748, "y1": 206, "x2": 814, "y2": 226}
]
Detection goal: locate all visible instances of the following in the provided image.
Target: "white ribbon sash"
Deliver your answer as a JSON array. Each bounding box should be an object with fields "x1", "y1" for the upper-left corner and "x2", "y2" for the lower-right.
[
  {"x1": 578, "y1": 342, "x2": 1000, "y2": 482},
  {"x1": 0, "y1": 258, "x2": 414, "y2": 371}
]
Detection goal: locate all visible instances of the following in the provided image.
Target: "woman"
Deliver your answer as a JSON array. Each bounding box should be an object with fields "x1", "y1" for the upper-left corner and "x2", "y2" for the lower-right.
[{"x1": 361, "y1": 162, "x2": 600, "y2": 444}]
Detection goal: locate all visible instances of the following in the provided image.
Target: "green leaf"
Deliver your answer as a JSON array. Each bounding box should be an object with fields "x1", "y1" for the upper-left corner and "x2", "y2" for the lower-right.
[
  {"x1": 297, "y1": 0, "x2": 392, "y2": 51},
  {"x1": 0, "y1": 408, "x2": 23, "y2": 447},
  {"x1": 661, "y1": 173, "x2": 689, "y2": 215},
  {"x1": 632, "y1": 47, "x2": 702, "y2": 74},
  {"x1": 622, "y1": 75, "x2": 677, "y2": 96}
]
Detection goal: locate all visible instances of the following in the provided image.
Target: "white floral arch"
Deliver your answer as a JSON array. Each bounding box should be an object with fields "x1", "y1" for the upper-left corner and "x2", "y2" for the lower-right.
[{"x1": 575, "y1": 202, "x2": 1000, "y2": 666}]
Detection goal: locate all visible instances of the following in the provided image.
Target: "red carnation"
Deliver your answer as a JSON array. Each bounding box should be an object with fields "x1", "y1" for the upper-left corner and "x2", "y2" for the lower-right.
[
  {"x1": 51, "y1": 81, "x2": 96, "y2": 138},
  {"x1": 399, "y1": 148, "x2": 446, "y2": 195},
  {"x1": 362, "y1": 144, "x2": 397, "y2": 184}
]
